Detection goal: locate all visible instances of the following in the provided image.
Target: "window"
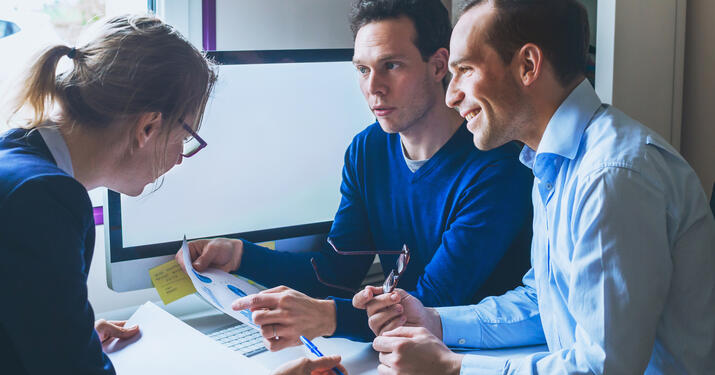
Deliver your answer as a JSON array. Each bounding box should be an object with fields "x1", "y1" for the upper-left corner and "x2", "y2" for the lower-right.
[{"x1": 0, "y1": 0, "x2": 148, "y2": 103}]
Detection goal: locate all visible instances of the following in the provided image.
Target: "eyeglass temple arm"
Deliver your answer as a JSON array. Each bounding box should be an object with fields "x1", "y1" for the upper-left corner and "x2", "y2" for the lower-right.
[
  {"x1": 310, "y1": 258, "x2": 358, "y2": 294},
  {"x1": 333, "y1": 249, "x2": 405, "y2": 255},
  {"x1": 326, "y1": 238, "x2": 408, "y2": 256}
]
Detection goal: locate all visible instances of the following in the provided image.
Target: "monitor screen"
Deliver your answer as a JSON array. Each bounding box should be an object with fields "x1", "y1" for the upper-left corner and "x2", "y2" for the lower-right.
[{"x1": 104, "y1": 49, "x2": 374, "y2": 291}]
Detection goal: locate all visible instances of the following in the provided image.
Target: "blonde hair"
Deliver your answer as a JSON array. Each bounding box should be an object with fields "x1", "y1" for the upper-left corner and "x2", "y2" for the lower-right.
[{"x1": 9, "y1": 14, "x2": 217, "y2": 175}]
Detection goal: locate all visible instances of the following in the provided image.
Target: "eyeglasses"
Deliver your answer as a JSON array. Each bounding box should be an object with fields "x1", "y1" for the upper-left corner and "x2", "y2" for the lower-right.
[
  {"x1": 181, "y1": 122, "x2": 207, "y2": 158},
  {"x1": 311, "y1": 237, "x2": 410, "y2": 294}
]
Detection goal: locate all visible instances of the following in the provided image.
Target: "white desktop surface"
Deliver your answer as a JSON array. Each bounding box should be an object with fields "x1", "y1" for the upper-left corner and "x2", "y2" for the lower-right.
[{"x1": 97, "y1": 295, "x2": 546, "y2": 374}]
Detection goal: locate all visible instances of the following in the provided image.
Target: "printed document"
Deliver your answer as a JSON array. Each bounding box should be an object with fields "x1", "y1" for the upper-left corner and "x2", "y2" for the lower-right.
[
  {"x1": 181, "y1": 236, "x2": 262, "y2": 328},
  {"x1": 104, "y1": 301, "x2": 269, "y2": 374}
]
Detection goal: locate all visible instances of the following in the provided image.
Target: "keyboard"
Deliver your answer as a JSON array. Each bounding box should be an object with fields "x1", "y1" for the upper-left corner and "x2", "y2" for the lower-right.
[{"x1": 207, "y1": 322, "x2": 268, "y2": 357}]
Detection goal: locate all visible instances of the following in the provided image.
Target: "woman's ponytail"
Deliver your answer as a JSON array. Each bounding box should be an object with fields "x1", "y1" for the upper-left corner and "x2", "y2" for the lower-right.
[
  {"x1": 10, "y1": 45, "x2": 74, "y2": 127},
  {"x1": 8, "y1": 13, "x2": 217, "y2": 154}
]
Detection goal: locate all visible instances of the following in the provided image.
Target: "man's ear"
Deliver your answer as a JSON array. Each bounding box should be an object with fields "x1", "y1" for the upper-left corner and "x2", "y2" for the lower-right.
[
  {"x1": 133, "y1": 112, "x2": 163, "y2": 150},
  {"x1": 429, "y1": 47, "x2": 450, "y2": 82},
  {"x1": 513, "y1": 43, "x2": 543, "y2": 87}
]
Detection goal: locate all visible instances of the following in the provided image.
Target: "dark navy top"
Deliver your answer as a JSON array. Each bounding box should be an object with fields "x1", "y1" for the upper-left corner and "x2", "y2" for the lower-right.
[
  {"x1": 238, "y1": 122, "x2": 533, "y2": 341},
  {"x1": 0, "y1": 129, "x2": 113, "y2": 374}
]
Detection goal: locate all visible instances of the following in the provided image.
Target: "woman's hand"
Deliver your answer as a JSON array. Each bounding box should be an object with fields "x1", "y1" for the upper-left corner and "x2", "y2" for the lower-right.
[
  {"x1": 272, "y1": 356, "x2": 348, "y2": 375},
  {"x1": 95, "y1": 319, "x2": 140, "y2": 343}
]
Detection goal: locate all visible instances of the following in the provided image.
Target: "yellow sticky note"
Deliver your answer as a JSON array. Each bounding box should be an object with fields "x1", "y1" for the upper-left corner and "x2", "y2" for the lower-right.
[
  {"x1": 257, "y1": 241, "x2": 276, "y2": 250},
  {"x1": 149, "y1": 259, "x2": 196, "y2": 305}
]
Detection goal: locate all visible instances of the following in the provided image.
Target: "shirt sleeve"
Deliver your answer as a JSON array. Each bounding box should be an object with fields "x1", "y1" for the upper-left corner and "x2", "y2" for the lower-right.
[
  {"x1": 457, "y1": 166, "x2": 672, "y2": 374},
  {"x1": 0, "y1": 176, "x2": 114, "y2": 374},
  {"x1": 411, "y1": 157, "x2": 533, "y2": 307},
  {"x1": 438, "y1": 268, "x2": 545, "y2": 349}
]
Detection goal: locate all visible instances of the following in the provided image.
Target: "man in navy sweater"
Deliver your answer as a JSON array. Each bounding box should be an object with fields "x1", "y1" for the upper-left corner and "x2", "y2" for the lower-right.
[{"x1": 177, "y1": 0, "x2": 533, "y2": 350}]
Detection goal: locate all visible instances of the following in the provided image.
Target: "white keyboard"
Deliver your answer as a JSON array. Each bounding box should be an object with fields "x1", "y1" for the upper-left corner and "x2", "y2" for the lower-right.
[{"x1": 207, "y1": 323, "x2": 268, "y2": 357}]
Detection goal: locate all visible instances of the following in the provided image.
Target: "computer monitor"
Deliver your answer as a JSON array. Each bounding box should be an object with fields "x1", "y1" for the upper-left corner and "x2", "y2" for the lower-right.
[{"x1": 104, "y1": 49, "x2": 374, "y2": 292}]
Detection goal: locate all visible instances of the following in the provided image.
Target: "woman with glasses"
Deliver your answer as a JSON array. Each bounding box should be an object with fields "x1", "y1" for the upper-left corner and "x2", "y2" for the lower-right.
[
  {"x1": 0, "y1": 14, "x2": 343, "y2": 375},
  {"x1": 0, "y1": 14, "x2": 216, "y2": 374}
]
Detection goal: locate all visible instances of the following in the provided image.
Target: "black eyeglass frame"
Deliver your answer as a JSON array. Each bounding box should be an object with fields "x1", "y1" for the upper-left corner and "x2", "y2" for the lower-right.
[
  {"x1": 181, "y1": 122, "x2": 207, "y2": 158},
  {"x1": 310, "y1": 237, "x2": 410, "y2": 294}
]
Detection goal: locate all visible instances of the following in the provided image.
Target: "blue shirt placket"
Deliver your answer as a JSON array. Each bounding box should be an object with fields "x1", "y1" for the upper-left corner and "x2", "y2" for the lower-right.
[
  {"x1": 534, "y1": 153, "x2": 566, "y2": 349},
  {"x1": 533, "y1": 153, "x2": 563, "y2": 271}
]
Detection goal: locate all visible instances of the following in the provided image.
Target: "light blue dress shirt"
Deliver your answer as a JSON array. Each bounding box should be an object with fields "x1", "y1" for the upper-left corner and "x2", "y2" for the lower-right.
[{"x1": 438, "y1": 80, "x2": 715, "y2": 374}]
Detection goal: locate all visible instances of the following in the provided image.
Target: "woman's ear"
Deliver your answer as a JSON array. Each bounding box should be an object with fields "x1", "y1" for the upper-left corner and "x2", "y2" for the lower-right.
[{"x1": 133, "y1": 112, "x2": 163, "y2": 149}]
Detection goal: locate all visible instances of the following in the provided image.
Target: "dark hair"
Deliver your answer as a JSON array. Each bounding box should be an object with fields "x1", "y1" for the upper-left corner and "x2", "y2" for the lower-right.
[
  {"x1": 349, "y1": 0, "x2": 452, "y2": 61},
  {"x1": 460, "y1": 0, "x2": 590, "y2": 85}
]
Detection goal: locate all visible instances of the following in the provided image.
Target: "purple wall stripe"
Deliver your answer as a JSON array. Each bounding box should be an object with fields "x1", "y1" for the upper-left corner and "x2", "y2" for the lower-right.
[
  {"x1": 93, "y1": 206, "x2": 104, "y2": 226},
  {"x1": 202, "y1": 0, "x2": 217, "y2": 51}
]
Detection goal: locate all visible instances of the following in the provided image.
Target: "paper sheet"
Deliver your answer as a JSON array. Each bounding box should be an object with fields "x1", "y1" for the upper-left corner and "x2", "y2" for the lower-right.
[
  {"x1": 149, "y1": 259, "x2": 197, "y2": 304},
  {"x1": 104, "y1": 301, "x2": 269, "y2": 374},
  {"x1": 181, "y1": 236, "x2": 263, "y2": 327}
]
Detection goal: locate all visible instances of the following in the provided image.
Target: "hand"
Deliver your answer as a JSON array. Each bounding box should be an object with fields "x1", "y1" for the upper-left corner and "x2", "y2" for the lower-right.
[
  {"x1": 372, "y1": 326, "x2": 463, "y2": 375},
  {"x1": 95, "y1": 319, "x2": 140, "y2": 343},
  {"x1": 272, "y1": 356, "x2": 348, "y2": 375},
  {"x1": 353, "y1": 286, "x2": 441, "y2": 338},
  {"x1": 175, "y1": 238, "x2": 243, "y2": 273},
  {"x1": 232, "y1": 286, "x2": 337, "y2": 351}
]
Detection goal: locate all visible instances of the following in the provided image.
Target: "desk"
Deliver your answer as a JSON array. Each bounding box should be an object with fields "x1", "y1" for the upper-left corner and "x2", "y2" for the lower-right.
[{"x1": 97, "y1": 296, "x2": 546, "y2": 374}]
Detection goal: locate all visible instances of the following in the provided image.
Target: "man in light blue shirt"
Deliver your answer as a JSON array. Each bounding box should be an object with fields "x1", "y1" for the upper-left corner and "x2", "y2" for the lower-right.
[{"x1": 356, "y1": 0, "x2": 715, "y2": 373}]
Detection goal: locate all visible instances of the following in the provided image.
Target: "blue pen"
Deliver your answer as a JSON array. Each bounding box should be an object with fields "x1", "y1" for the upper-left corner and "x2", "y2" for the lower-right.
[{"x1": 299, "y1": 335, "x2": 345, "y2": 375}]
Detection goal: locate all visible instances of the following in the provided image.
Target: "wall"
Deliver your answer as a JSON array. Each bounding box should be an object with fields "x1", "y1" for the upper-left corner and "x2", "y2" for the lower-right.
[
  {"x1": 597, "y1": 0, "x2": 686, "y2": 146},
  {"x1": 681, "y1": 0, "x2": 715, "y2": 194}
]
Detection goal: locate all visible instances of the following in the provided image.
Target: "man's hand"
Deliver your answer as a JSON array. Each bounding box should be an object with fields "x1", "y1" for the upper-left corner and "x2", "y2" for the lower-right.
[
  {"x1": 272, "y1": 356, "x2": 348, "y2": 375},
  {"x1": 372, "y1": 326, "x2": 463, "y2": 375},
  {"x1": 95, "y1": 319, "x2": 140, "y2": 344},
  {"x1": 232, "y1": 286, "x2": 337, "y2": 351},
  {"x1": 175, "y1": 238, "x2": 243, "y2": 273},
  {"x1": 352, "y1": 286, "x2": 442, "y2": 338}
]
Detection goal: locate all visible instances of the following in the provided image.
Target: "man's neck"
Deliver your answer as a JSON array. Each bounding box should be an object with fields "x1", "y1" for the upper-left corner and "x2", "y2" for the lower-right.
[
  {"x1": 521, "y1": 77, "x2": 585, "y2": 152},
  {"x1": 400, "y1": 104, "x2": 464, "y2": 161}
]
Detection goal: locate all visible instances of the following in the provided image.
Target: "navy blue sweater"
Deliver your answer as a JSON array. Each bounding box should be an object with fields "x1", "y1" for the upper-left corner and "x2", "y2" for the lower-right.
[
  {"x1": 0, "y1": 129, "x2": 113, "y2": 374},
  {"x1": 238, "y1": 122, "x2": 533, "y2": 341}
]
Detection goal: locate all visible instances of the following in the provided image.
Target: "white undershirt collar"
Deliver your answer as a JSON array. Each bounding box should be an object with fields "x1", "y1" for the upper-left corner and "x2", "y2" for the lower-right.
[{"x1": 38, "y1": 126, "x2": 75, "y2": 177}]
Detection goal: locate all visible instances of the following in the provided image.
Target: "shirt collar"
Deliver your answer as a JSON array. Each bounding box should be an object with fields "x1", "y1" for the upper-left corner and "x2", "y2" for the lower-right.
[
  {"x1": 38, "y1": 126, "x2": 75, "y2": 177},
  {"x1": 519, "y1": 79, "x2": 602, "y2": 170}
]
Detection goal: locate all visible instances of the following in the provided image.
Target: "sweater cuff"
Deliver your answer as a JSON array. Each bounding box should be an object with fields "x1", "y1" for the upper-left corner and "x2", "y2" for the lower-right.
[
  {"x1": 236, "y1": 240, "x2": 270, "y2": 277},
  {"x1": 326, "y1": 297, "x2": 374, "y2": 342}
]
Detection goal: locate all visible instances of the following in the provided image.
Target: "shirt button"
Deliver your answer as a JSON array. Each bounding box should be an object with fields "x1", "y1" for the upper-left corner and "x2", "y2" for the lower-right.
[
  {"x1": 545, "y1": 182, "x2": 553, "y2": 190},
  {"x1": 458, "y1": 338, "x2": 466, "y2": 345}
]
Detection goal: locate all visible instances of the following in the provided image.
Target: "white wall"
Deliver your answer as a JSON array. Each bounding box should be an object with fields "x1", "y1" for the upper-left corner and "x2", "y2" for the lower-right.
[{"x1": 681, "y1": 0, "x2": 715, "y2": 193}]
